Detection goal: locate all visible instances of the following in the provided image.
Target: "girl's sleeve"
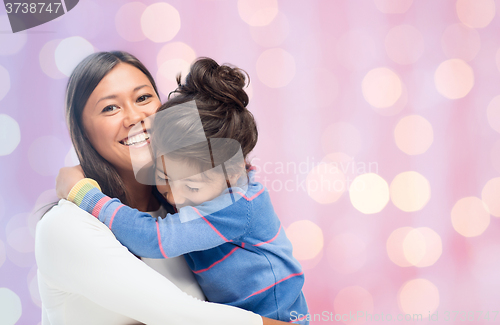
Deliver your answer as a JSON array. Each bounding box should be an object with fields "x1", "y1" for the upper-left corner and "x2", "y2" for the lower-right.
[
  {"x1": 68, "y1": 179, "x2": 250, "y2": 258},
  {"x1": 35, "y1": 200, "x2": 262, "y2": 325}
]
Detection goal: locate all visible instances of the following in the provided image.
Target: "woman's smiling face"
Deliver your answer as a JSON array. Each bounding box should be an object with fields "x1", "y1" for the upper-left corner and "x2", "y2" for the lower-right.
[{"x1": 82, "y1": 63, "x2": 161, "y2": 174}]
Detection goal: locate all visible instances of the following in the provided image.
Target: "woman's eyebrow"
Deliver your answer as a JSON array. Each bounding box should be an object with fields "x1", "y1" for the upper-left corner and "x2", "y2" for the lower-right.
[
  {"x1": 95, "y1": 94, "x2": 117, "y2": 108},
  {"x1": 133, "y1": 85, "x2": 150, "y2": 92}
]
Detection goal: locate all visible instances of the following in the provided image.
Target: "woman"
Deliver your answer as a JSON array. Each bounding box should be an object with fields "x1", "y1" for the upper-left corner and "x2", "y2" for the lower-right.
[{"x1": 35, "y1": 51, "x2": 289, "y2": 325}]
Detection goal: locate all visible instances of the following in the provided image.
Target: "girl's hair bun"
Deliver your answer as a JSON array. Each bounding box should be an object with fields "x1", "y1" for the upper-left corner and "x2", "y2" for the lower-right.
[
  {"x1": 158, "y1": 57, "x2": 258, "y2": 166},
  {"x1": 176, "y1": 57, "x2": 249, "y2": 110}
]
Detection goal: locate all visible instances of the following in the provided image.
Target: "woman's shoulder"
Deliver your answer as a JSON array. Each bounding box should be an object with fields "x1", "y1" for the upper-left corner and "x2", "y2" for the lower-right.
[
  {"x1": 36, "y1": 199, "x2": 113, "y2": 258},
  {"x1": 38, "y1": 199, "x2": 106, "y2": 233}
]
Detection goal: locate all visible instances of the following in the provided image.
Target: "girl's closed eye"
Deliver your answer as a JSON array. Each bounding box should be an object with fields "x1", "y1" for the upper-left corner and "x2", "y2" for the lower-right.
[
  {"x1": 156, "y1": 174, "x2": 168, "y2": 182},
  {"x1": 186, "y1": 185, "x2": 199, "y2": 192}
]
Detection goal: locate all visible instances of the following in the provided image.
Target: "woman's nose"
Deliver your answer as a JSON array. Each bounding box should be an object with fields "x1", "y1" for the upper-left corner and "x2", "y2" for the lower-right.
[{"x1": 123, "y1": 104, "x2": 145, "y2": 127}]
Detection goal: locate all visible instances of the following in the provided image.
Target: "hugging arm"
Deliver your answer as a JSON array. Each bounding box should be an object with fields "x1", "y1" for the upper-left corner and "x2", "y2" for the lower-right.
[
  {"x1": 35, "y1": 201, "x2": 263, "y2": 325},
  {"x1": 68, "y1": 180, "x2": 249, "y2": 258}
]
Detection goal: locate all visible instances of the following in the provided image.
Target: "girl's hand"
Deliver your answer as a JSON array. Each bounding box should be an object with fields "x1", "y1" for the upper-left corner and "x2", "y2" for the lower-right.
[{"x1": 56, "y1": 165, "x2": 85, "y2": 199}]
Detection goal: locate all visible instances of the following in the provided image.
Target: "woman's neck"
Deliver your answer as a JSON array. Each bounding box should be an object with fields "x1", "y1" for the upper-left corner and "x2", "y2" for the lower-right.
[{"x1": 120, "y1": 171, "x2": 160, "y2": 212}]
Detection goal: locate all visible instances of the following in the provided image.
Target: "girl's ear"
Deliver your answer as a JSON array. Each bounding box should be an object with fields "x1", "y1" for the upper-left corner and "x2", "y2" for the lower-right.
[{"x1": 227, "y1": 169, "x2": 245, "y2": 186}]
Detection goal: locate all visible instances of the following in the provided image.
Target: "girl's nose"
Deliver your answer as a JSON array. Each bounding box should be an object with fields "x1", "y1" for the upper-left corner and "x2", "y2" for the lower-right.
[{"x1": 172, "y1": 192, "x2": 186, "y2": 205}]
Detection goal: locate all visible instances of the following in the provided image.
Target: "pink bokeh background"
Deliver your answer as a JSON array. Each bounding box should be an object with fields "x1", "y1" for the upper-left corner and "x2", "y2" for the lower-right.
[{"x1": 1, "y1": 0, "x2": 500, "y2": 324}]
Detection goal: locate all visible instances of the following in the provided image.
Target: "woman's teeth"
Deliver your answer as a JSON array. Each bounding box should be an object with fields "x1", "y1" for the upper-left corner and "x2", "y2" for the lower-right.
[{"x1": 122, "y1": 133, "x2": 149, "y2": 146}]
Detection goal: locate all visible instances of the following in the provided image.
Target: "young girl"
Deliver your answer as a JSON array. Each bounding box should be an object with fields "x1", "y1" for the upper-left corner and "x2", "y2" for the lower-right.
[{"x1": 60, "y1": 58, "x2": 308, "y2": 324}]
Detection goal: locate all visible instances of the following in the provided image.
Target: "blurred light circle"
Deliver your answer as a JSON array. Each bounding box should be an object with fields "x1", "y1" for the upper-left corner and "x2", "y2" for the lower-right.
[
  {"x1": 327, "y1": 233, "x2": 366, "y2": 274},
  {"x1": 0, "y1": 288, "x2": 22, "y2": 325},
  {"x1": 374, "y1": 0, "x2": 413, "y2": 14},
  {"x1": 0, "y1": 114, "x2": 21, "y2": 156},
  {"x1": 300, "y1": 249, "x2": 323, "y2": 271},
  {"x1": 456, "y1": 0, "x2": 495, "y2": 29},
  {"x1": 487, "y1": 95, "x2": 500, "y2": 134},
  {"x1": 349, "y1": 173, "x2": 390, "y2": 214},
  {"x1": 490, "y1": 139, "x2": 500, "y2": 174},
  {"x1": 246, "y1": 81, "x2": 254, "y2": 101},
  {"x1": 39, "y1": 39, "x2": 66, "y2": 79},
  {"x1": 394, "y1": 115, "x2": 433, "y2": 155},
  {"x1": 156, "y1": 59, "x2": 191, "y2": 97},
  {"x1": 7, "y1": 226, "x2": 34, "y2": 253},
  {"x1": 390, "y1": 171, "x2": 431, "y2": 212},
  {"x1": 334, "y1": 286, "x2": 374, "y2": 323},
  {"x1": 0, "y1": 15, "x2": 27, "y2": 56},
  {"x1": 413, "y1": 227, "x2": 442, "y2": 267},
  {"x1": 157, "y1": 42, "x2": 196, "y2": 69},
  {"x1": 362, "y1": 67, "x2": 402, "y2": 108},
  {"x1": 372, "y1": 83, "x2": 408, "y2": 116},
  {"x1": 238, "y1": 0, "x2": 278, "y2": 27},
  {"x1": 385, "y1": 25, "x2": 424, "y2": 65},
  {"x1": 0, "y1": 65, "x2": 10, "y2": 102},
  {"x1": 256, "y1": 48, "x2": 295, "y2": 88},
  {"x1": 451, "y1": 197, "x2": 490, "y2": 237},
  {"x1": 4, "y1": 213, "x2": 35, "y2": 268},
  {"x1": 28, "y1": 272, "x2": 42, "y2": 307},
  {"x1": 249, "y1": 11, "x2": 289, "y2": 47},
  {"x1": 28, "y1": 136, "x2": 67, "y2": 176},
  {"x1": 6, "y1": 248, "x2": 34, "y2": 267},
  {"x1": 402, "y1": 228, "x2": 426, "y2": 266},
  {"x1": 55, "y1": 36, "x2": 94, "y2": 77},
  {"x1": 321, "y1": 122, "x2": 362, "y2": 157},
  {"x1": 386, "y1": 227, "x2": 414, "y2": 267},
  {"x1": 336, "y1": 29, "x2": 378, "y2": 71},
  {"x1": 434, "y1": 59, "x2": 474, "y2": 99},
  {"x1": 29, "y1": 189, "x2": 58, "y2": 235},
  {"x1": 306, "y1": 162, "x2": 346, "y2": 204},
  {"x1": 398, "y1": 279, "x2": 439, "y2": 316},
  {"x1": 481, "y1": 177, "x2": 500, "y2": 217},
  {"x1": 286, "y1": 220, "x2": 323, "y2": 260},
  {"x1": 0, "y1": 240, "x2": 5, "y2": 269},
  {"x1": 115, "y1": 2, "x2": 147, "y2": 42},
  {"x1": 64, "y1": 146, "x2": 80, "y2": 167},
  {"x1": 441, "y1": 24, "x2": 481, "y2": 62},
  {"x1": 141, "y1": 3, "x2": 181, "y2": 43}
]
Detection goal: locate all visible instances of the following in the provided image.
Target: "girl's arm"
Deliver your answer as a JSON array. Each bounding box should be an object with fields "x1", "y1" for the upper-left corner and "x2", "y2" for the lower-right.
[
  {"x1": 68, "y1": 179, "x2": 250, "y2": 258},
  {"x1": 36, "y1": 200, "x2": 263, "y2": 325}
]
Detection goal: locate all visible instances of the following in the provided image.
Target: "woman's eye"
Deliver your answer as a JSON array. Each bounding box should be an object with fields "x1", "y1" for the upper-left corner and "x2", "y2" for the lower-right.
[
  {"x1": 137, "y1": 94, "x2": 153, "y2": 102},
  {"x1": 186, "y1": 185, "x2": 199, "y2": 193},
  {"x1": 102, "y1": 105, "x2": 119, "y2": 113}
]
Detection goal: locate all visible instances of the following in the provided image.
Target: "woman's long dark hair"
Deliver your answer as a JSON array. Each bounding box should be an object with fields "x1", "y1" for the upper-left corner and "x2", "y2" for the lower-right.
[{"x1": 66, "y1": 51, "x2": 160, "y2": 205}]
